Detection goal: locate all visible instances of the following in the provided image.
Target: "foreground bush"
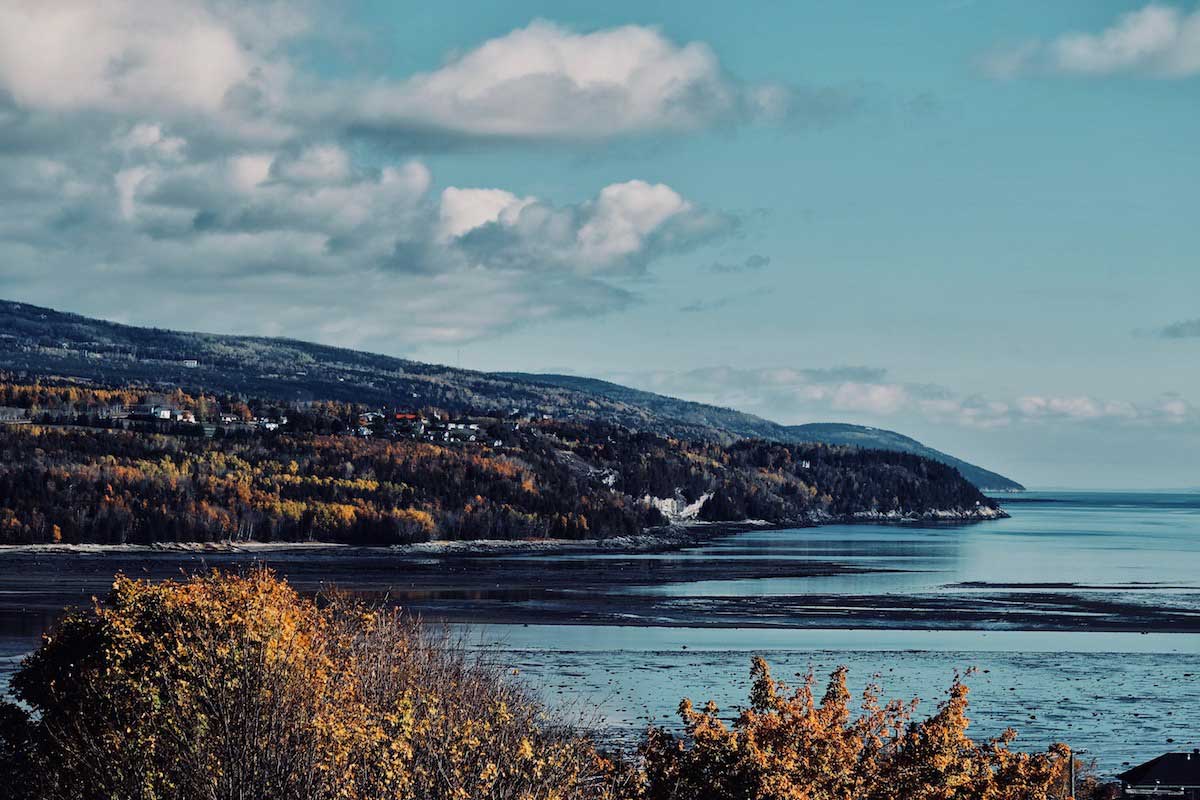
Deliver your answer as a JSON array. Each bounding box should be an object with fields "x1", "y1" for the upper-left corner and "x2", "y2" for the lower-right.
[
  {"x1": 0, "y1": 571, "x2": 1080, "y2": 800},
  {"x1": 641, "y1": 658, "x2": 1070, "y2": 800},
  {"x1": 0, "y1": 570, "x2": 625, "y2": 800}
]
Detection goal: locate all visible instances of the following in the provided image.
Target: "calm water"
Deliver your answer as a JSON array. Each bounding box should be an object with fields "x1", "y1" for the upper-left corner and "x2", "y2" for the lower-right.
[
  {"x1": 2, "y1": 491, "x2": 1198, "y2": 774},
  {"x1": 547, "y1": 490, "x2": 1200, "y2": 596},
  {"x1": 465, "y1": 491, "x2": 1200, "y2": 774}
]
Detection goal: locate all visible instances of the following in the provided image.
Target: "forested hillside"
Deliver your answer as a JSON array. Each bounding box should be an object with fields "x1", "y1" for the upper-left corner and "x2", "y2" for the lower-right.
[
  {"x1": 783, "y1": 423, "x2": 1022, "y2": 491},
  {"x1": 0, "y1": 300, "x2": 1022, "y2": 490},
  {"x1": 0, "y1": 391, "x2": 1000, "y2": 545}
]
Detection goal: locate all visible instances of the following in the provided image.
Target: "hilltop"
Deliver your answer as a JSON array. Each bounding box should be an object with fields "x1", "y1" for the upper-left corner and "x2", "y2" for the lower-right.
[{"x1": 0, "y1": 299, "x2": 1022, "y2": 490}]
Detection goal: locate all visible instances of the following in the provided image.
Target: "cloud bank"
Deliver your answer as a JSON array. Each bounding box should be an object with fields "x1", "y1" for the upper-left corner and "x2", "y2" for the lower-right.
[
  {"x1": 0, "y1": 1, "x2": 796, "y2": 348},
  {"x1": 0, "y1": 126, "x2": 732, "y2": 344},
  {"x1": 349, "y1": 20, "x2": 833, "y2": 143},
  {"x1": 608, "y1": 365, "x2": 1197, "y2": 432}
]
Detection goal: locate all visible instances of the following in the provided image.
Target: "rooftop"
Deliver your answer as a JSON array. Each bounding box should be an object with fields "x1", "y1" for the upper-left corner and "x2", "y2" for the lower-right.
[{"x1": 1119, "y1": 752, "x2": 1200, "y2": 787}]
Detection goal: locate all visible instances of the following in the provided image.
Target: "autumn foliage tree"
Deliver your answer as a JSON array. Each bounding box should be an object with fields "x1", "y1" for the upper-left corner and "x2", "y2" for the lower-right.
[
  {"x1": 0, "y1": 571, "x2": 627, "y2": 800},
  {"x1": 639, "y1": 657, "x2": 1071, "y2": 800},
  {"x1": 0, "y1": 425, "x2": 663, "y2": 545}
]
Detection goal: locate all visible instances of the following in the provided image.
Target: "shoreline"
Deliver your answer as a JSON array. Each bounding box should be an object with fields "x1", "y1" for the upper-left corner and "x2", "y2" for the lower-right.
[
  {"x1": 0, "y1": 499, "x2": 1197, "y2": 638},
  {"x1": 0, "y1": 506, "x2": 1008, "y2": 559},
  {"x1": 0, "y1": 520, "x2": 765, "y2": 559}
]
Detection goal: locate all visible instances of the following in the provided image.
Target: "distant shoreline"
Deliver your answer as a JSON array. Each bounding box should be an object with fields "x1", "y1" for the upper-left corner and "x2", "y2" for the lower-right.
[
  {"x1": 0, "y1": 506, "x2": 1007, "y2": 558},
  {"x1": 4, "y1": 499, "x2": 1199, "y2": 637},
  {"x1": 0, "y1": 521, "x2": 761, "y2": 559}
]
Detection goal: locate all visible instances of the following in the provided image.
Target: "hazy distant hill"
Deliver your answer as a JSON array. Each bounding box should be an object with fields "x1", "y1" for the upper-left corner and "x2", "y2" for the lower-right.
[
  {"x1": 0, "y1": 299, "x2": 1023, "y2": 491},
  {"x1": 782, "y1": 423, "x2": 1022, "y2": 493}
]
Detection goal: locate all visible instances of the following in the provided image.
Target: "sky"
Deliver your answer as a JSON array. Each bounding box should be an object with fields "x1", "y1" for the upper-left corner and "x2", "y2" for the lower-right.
[{"x1": 0, "y1": 0, "x2": 1198, "y2": 489}]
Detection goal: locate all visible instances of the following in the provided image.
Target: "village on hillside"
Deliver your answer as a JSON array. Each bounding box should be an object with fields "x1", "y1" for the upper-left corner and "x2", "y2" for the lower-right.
[{"x1": 0, "y1": 383, "x2": 529, "y2": 449}]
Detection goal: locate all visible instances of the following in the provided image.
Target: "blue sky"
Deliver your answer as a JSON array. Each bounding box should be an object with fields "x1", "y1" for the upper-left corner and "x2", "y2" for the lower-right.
[{"x1": 0, "y1": 1, "x2": 1197, "y2": 488}]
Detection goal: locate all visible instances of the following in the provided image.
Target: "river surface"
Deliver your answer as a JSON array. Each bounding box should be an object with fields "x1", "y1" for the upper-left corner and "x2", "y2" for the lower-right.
[
  {"x1": 468, "y1": 491, "x2": 1200, "y2": 774},
  {"x1": 2, "y1": 490, "x2": 1198, "y2": 774}
]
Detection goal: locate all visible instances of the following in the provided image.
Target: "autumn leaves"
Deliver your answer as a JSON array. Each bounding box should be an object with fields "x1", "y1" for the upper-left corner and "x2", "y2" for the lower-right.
[{"x1": 0, "y1": 570, "x2": 1076, "y2": 800}]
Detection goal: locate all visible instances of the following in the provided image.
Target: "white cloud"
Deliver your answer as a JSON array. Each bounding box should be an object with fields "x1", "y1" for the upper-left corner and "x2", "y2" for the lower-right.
[
  {"x1": 576, "y1": 181, "x2": 689, "y2": 264},
  {"x1": 114, "y1": 166, "x2": 151, "y2": 221},
  {"x1": 439, "y1": 188, "x2": 536, "y2": 240},
  {"x1": 272, "y1": 144, "x2": 351, "y2": 184},
  {"x1": 984, "y1": 3, "x2": 1200, "y2": 78},
  {"x1": 380, "y1": 160, "x2": 433, "y2": 199},
  {"x1": 356, "y1": 21, "x2": 729, "y2": 139},
  {"x1": 1157, "y1": 393, "x2": 1192, "y2": 422},
  {"x1": 1053, "y1": 4, "x2": 1200, "y2": 75},
  {"x1": 228, "y1": 154, "x2": 274, "y2": 191},
  {"x1": 607, "y1": 366, "x2": 926, "y2": 424},
  {"x1": 978, "y1": 41, "x2": 1042, "y2": 80},
  {"x1": 442, "y1": 179, "x2": 733, "y2": 276},
  {"x1": 606, "y1": 366, "x2": 1197, "y2": 433},
  {"x1": 350, "y1": 20, "x2": 837, "y2": 141},
  {"x1": 0, "y1": 5, "x2": 853, "y2": 151},
  {"x1": 1016, "y1": 395, "x2": 1138, "y2": 420},
  {"x1": 0, "y1": 0, "x2": 294, "y2": 132},
  {"x1": 830, "y1": 382, "x2": 910, "y2": 415},
  {"x1": 117, "y1": 123, "x2": 187, "y2": 160}
]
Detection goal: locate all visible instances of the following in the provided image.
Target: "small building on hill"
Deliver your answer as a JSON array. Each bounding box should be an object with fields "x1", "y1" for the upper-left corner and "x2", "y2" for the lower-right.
[{"x1": 1119, "y1": 751, "x2": 1200, "y2": 798}]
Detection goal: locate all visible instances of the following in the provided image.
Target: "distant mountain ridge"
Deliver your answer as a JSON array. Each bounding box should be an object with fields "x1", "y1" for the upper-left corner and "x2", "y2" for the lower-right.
[
  {"x1": 782, "y1": 423, "x2": 1022, "y2": 493},
  {"x1": 500, "y1": 374, "x2": 1023, "y2": 491},
  {"x1": 0, "y1": 299, "x2": 1023, "y2": 491}
]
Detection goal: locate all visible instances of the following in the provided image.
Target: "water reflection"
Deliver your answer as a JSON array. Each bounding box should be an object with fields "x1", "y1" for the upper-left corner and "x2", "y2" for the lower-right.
[{"x1": 612, "y1": 492, "x2": 1200, "y2": 599}]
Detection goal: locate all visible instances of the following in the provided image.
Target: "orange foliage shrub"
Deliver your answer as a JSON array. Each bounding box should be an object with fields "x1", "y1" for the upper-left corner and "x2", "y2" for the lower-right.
[
  {"x1": 2, "y1": 571, "x2": 626, "y2": 800},
  {"x1": 639, "y1": 657, "x2": 1070, "y2": 800}
]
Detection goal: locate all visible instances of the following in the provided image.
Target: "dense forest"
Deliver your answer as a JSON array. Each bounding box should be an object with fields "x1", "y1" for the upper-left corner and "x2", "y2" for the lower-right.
[
  {"x1": 0, "y1": 378, "x2": 1000, "y2": 545},
  {"x1": 0, "y1": 299, "x2": 1023, "y2": 489}
]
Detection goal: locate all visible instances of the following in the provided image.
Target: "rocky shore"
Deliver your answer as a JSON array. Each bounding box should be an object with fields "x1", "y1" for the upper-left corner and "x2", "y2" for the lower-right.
[{"x1": 823, "y1": 504, "x2": 1010, "y2": 524}]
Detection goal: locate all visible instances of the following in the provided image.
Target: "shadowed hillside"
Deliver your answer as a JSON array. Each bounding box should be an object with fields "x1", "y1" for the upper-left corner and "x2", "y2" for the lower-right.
[{"x1": 502, "y1": 373, "x2": 1024, "y2": 491}]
